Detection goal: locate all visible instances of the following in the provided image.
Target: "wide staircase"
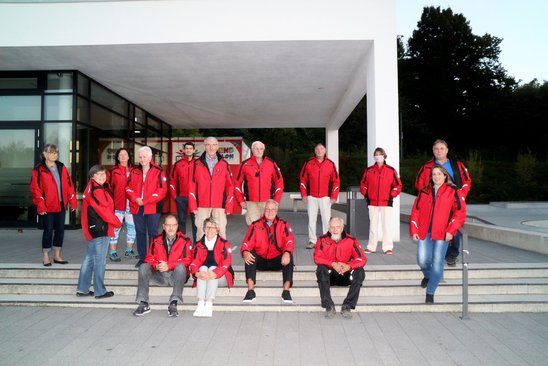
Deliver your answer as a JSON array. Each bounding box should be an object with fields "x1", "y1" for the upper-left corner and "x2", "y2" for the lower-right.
[{"x1": 1, "y1": 263, "x2": 548, "y2": 313}]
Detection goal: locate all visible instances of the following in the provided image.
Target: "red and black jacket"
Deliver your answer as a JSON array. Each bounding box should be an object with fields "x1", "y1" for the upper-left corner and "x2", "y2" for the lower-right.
[
  {"x1": 108, "y1": 163, "x2": 132, "y2": 210},
  {"x1": 81, "y1": 179, "x2": 121, "y2": 241},
  {"x1": 360, "y1": 163, "x2": 402, "y2": 207},
  {"x1": 299, "y1": 157, "x2": 340, "y2": 200},
  {"x1": 170, "y1": 157, "x2": 195, "y2": 199},
  {"x1": 190, "y1": 236, "x2": 234, "y2": 288},
  {"x1": 30, "y1": 161, "x2": 77, "y2": 213},
  {"x1": 410, "y1": 183, "x2": 467, "y2": 241},
  {"x1": 125, "y1": 163, "x2": 167, "y2": 215},
  {"x1": 240, "y1": 216, "x2": 294, "y2": 260},
  {"x1": 234, "y1": 156, "x2": 284, "y2": 203},
  {"x1": 188, "y1": 152, "x2": 234, "y2": 214},
  {"x1": 313, "y1": 231, "x2": 366, "y2": 270},
  {"x1": 415, "y1": 155, "x2": 471, "y2": 198},
  {"x1": 145, "y1": 231, "x2": 193, "y2": 276}
]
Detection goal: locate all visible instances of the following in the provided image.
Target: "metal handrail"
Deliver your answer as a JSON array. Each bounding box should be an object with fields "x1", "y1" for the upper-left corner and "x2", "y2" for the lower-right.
[{"x1": 460, "y1": 230, "x2": 470, "y2": 320}]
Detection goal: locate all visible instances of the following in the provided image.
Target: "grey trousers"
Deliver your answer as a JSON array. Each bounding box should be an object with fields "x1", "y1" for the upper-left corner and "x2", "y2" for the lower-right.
[
  {"x1": 196, "y1": 265, "x2": 228, "y2": 301},
  {"x1": 135, "y1": 263, "x2": 187, "y2": 305}
]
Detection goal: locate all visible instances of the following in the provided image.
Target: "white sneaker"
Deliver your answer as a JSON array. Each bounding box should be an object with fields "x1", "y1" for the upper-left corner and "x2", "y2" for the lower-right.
[
  {"x1": 193, "y1": 300, "x2": 205, "y2": 317},
  {"x1": 202, "y1": 301, "x2": 213, "y2": 317}
]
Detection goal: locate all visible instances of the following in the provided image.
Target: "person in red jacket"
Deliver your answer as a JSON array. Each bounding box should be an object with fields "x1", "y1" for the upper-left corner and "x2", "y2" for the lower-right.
[
  {"x1": 415, "y1": 139, "x2": 471, "y2": 266},
  {"x1": 240, "y1": 199, "x2": 295, "y2": 304},
  {"x1": 190, "y1": 217, "x2": 234, "y2": 317},
  {"x1": 29, "y1": 143, "x2": 77, "y2": 266},
  {"x1": 410, "y1": 166, "x2": 466, "y2": 304},
  {"x1": 126, "y1": 146, "x2": 168, "y2": 267},
  {"x1": 170, "y1": 142, "x2": 197, "y2": 242},
  {"x1": 314, "y1": 217, "x2": 366, "y2": 318},
  {"x1": 235, "y1": 141, "x2": 284, "y2": 225},
  {"x1": 107, "y1": 148, "x2": 137, "y2": 262},
  {"x1": 360, "y1": 147, "x2": 402, "y2": 254},
  {"x1": 300, "y1": 143, "x2": 340, "y2": 249},
  {"x1": 77, "y1": 165, "x2": 121, "y2": 299},
  {"x1": 133, "y1": 215, "x2": 193, "y2": 317},
  {"x1": 189, "y1": 137, "x2": 234, "y2": 240}
]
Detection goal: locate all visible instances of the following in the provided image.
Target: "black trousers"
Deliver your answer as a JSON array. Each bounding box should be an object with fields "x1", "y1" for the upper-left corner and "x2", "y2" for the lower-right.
[
  {"x1": 316, "y1": 265, "x2": 365, "y2": 309},
  {"x1": 244, "y1": 251, "x2": 294, "y2": 287}
]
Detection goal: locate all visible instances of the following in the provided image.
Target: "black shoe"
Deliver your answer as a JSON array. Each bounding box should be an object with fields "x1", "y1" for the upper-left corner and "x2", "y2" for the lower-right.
[
  {"x1": 133, "y1": 302, "x2": 151, "y2": 316},
  {"x1": 421, "y1": 277, "x2": 429, "y2": 288},
  {"x1": 76, "y1": 291, "x2": 94, "y2": 297},
  {"x1": 54, "y1": 259, "x2": 69, "y2": 264},
  {"x1": 445, "y1": 255, "x2": 457, "y2": 267},
  {"x1": 426, "y1": 294, "x2": 434, "y2": 304},
  {"x1": 135, "y1": 260, "x2": 144, "y2": 268},
  {"x1": 341, "y1": 306, "x2": 353, "y2": 319},
  {"x1": 168, "y1": 301, "x2": 179, "y2": 317},
  {"x1": 43, "y1": 261, "x2": 52, "y2": 267},
  {"x1": 325, "y1": 306, "x2": 336, "y2": 319},
  {"x1": 109, "y1": 252, "x2": 121, "y2": 262},
  {"x1": 243, "y1": 289, "x2": 256, "y2": 303},
  {"x1": 95, "y1": 291, "x2": 114, "y2": 299},
  {"x1": 281, "y1": 290, "x2": 293, "y2": 303}
]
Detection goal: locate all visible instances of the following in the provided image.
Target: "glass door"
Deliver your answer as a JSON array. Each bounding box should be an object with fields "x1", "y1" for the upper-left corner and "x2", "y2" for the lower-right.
[{"x1": 0, "y1": 129, "x2": 38, "y2": 227}]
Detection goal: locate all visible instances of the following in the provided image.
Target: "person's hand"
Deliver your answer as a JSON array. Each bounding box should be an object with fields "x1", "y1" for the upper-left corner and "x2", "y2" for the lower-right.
[
  {"x1": 38, "y1": 212, "x2": 46, "y2": 215},
  {"x1": 135, "y1": 198, "x2": 144, "y2": 206},
  {"x1": 240, "y1": 201, "x2": 247, "y2": 209},
  {"x1": 302, "y1": 196, "x2": 308, "y2": 204},
  {"x1": 204, "y1": 271, "x2": 217, "y2": 280},
  {"x1": 330, "y1": 198, "x2": 336, "y2": 204},
  {"x1": 281, "y1": 252, "x2": 290, "y2": 266},
  {"x1": 243, "y1": 251, "x2": 255, "y2": 265},
  {"x1": 339, "y1": 263, "x2": 351, "y2": 274},
  {"x1": 156, "y1": 261, "x2": 168, "y2": 272},
  {"x1": 445, "y1": 232, "x2": 454, "y2": 242},
  {"x1": 412, "y1": 234, "x2": 420, "y2": 242}
]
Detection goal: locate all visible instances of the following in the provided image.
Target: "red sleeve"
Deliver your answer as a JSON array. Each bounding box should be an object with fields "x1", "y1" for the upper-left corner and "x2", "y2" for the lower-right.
[
  {"x1": 88, "y1": 189, "x2": 121, "y2": 228},
  {"x1": 458, "y1": 161, "x2": 472, "y2": 198},
  {"x1": 142, "y1": 171, "x2": 167, "y2": 205},
  {"x1": 359, "y1": 169, "x2": 368, "y2": 197},
  {"x1": 299, "y1": 162, "x2": 308, "y2": 197},
  {"x1": 283, "y1": 221, "x2": 295, "y2": 254},
  {"x1": 330, "y1": 163, "x2": 340, "y2": 200},
  {"x1": 313, "y1": 237, "x2": 333, "y2": 268},
  {"x1": 167, "y1": 237, "x2": 192, "y2": 271},
  {"x1": 446, "y1": 189, "x2": 467, "y2": 236},
  {"x1": 144, "y1": 240, "x2": 160, "y2": 269},
  {"x1": 188, "y1": 163, "x2": 198, "y2": 212},
  {"x1": 169, "y1": 164, "x2": 179, "y2": 200},
  {"x1": 224, "y1": 166, "x2": 234, "y2": 214},
  {"x1": 348, "y1": 238, "x2": 366, "y2": 269},
  {"x1": 30, "y1": 169, "x2": 47, "y2": 213},
  {"x1": 233, "y1": 164, "x2": 245, "y2": 203},
  {"x1": 125, "y1": 171, "x2": 139, "y2": 203},
  {"x1": 240, "y1": 224, "x2": 256, "y2": 254},
  {"x1": 66, "y1": 171, "x2": 78, "y2": 209},
  {"x1": 272, "y1": 162, "x2": 284, "y2": 202},
  {"x1": 213, "y1": 240, "x2": 232, "y2": 279},
  {"x1": 415, "y1": 164, "x2": 428, "y2": 192},
  {"x1": 391, "y1": 170, "x2": 403, "y2": 198},
  {"x1": 189, "y1": 244, "x2": 205, "y2": 275},
  {"x1": 409, "y1": 194, "x2": 421, "y2": 237}
]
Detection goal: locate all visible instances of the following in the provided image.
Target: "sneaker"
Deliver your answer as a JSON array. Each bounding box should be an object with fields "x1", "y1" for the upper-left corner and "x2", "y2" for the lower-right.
[
  {"x1": 384, "y1": 250, "x2": 393, "y2": 255},
  {"x1": 125, "y1": 248, "x2": 139, "y2": 258},
  {"x1": 421, "y1": 277, "x2": 429, "y2": 289},
  {"x1": 281, "y1": 290, "x2": 293, "y2": 303},
  {"x1": 95, "y1": 291, "x2": 114, "y2": 299},
  {"x1": 133, "y1": 302, "x2": 151, "y2": 316},
  {"x1": 168, "y1": 301, "x2": 179, "y2": 317},
  {"x1": 325, "y1": 306, "x2": 336, "y2": 319},
  {"x1": 243, "y1": 289, "x2": 256, "y2": 303},
  {"x1": 109, "y1": 251, "x2": 121, "y2": 262},
  {"x1": 364, "y1": 249, "x2": 373, "y2": 254},
  {"x1": 193, "y1": 300, "x2": 205, "y2": 317},
  {"x1": 341, "y1": 306, "x2": 353, "y2": 319},
  {"x1": 306, "y1": 241, "x2": 316, "y2": 249},
  {"x1": 445, "y1": 255, "x2": 457, "y2": 266},
  {"x1": 202, "y1": 301, "x2": 213, "y2": 317}
]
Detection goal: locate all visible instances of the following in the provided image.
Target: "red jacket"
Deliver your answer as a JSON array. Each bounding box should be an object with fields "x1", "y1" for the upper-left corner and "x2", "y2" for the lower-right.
[
  {"x1": 170, "y1": 157, "x2": 195, "y2": 199},
  {"x1": 189, "y1": 236, "x2": 234, "y2": 287},
  {"x1": 415, "y1": 156, "x2": 471, "y2": 198},
  {"x1": 360, "y1": 163, "x2": 402, "y2": 207},
  {"x1": 313, "y1": 232, "x2": 366, "y2": 270},
  {"x1": 234, "y1": 156, "x2": 284, "y2": 203},
  {"x1": 108, "y1": 164, "x2": 131, "y2": 210},
  {"x1": 145, "y1": 231, "x2": 193, "y2": 275},
  {"x1": 299, "y1": 157, "x2": 340, "y2": 200},
  {"x1": 30, "y1": 161, "x2": 77, "y2": 213},
  {"x1": 240, "y1": 216, "x2": 294, "y2": 260},
  {"x1": 81, "y1": 179, "x2": 121, "y2": 241},
  {"x1": 125, "y1": 163, "x2": 167, "y2": 215},
  {"x1": 188, "y1": 152, "x2": 234, "y2": 214},
  {"x1": 410, "y1": 183, "x2": 467, "y2": 241}
]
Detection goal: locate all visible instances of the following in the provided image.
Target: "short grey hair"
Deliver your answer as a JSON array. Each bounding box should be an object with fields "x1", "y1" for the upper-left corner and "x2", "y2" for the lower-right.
[
  {"x1": 204, "y1": 136, "x2": 218, "y2": 144},
  {"x1": 138, "y1": 146, "x2": 153, "y2": 157},
  {"x1": 251, "y1": 141, "x2": 265, "y2": 150},
  {"x1": 329, "y1": 217, "x2": 345, "y2": 226},
  {"x1": 264, "y1": 199, "x2": 279, "y2": 209}
]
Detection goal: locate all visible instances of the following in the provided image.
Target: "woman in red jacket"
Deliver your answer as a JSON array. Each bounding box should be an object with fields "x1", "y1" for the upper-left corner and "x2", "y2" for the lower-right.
[
  {"x1": 360, "y1": 147, "x2": 402, "y2": 254},
  {"x1": 410, "y1": 166, "x2": 466, "y2": 304},
  {"x1": 29, "y1": 144, "x2": 77, "y2": 266},
  {"x1": 77, "y1": 165, "x2": 121, "y2": 299},
  {"x1": 189, "y1": 218, "x2": 234, "y2": 317},
  {"x1": 107, "y1": 148, "x2": 137, "y2": 261}
]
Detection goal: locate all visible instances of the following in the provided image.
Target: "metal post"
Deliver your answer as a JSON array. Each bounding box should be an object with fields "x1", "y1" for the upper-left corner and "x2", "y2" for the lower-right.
[{"x1": 460, "y1": 231, "x2": 470, "y2": 320}]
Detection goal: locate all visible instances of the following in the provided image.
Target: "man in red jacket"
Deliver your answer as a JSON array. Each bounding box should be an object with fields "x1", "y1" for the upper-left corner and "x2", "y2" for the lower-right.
[
  {"x1": 240, "y1": 199, "x2": 295, "y2": 303},
  {"x1": 314, "y1": 217, "x2": 366, "y2": 319},
  {"x1": 170, "y1": 142, "x2": 197, "y2": 242},
  {"x1": 133, "y1": 215, "x2": 193, "y2": 317},
  {"x1": 189, "y1": 137, "x2": 234, "y2": 240},
  {"x1": 300, "y1": 143, "x2": 340, "y2": 249},
  {"x1": 235, "y1": 141, "x2": 284, "y2": 225}
]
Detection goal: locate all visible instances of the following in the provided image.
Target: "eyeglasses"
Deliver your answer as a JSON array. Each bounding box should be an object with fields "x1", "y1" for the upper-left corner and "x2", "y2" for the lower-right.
[
  {"x1": 264, "y1": 208, "x2": 278, "y2": 212},
  {"x1": 47, "y1": 151, "x2": 59, "y2": 155},
  {"x1": 163, "y1": 223, "x2": 178, "y2": 228}
]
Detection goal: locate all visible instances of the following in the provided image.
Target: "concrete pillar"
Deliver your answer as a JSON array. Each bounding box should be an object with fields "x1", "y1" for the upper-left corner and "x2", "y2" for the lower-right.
[{"x1": 325, "y1": 127, "x2": 339, "y2": 173}]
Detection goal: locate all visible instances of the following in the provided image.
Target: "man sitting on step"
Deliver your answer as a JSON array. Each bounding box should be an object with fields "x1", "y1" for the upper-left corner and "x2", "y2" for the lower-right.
[
  {"x1": 240, "y1": 199, "x2": 295, "y2": 304},
  {"x1": 133, "y1": 214, "x2": 193, "y2": 317},
  {"x1": 314, "y1": 217, "x2": 366, "y2": 319}
]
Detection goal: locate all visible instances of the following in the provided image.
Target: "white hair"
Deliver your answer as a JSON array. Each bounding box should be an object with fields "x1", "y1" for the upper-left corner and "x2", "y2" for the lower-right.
[
  {"x1": 329, "y1": 217, "x2": 345, "y2": 226},
  {"x1": 138, "y1": 146, "x2": 153, "y2": 157},
  {"x1": 251, "y1": 141, "x2": 265, "y2": 150},
  {"x1": 204, "y1": 136, "x2": 218, "y2": 144}
]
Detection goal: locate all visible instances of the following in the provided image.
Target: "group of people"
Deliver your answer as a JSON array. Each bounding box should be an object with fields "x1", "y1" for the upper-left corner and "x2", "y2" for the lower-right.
[{"x1": 29, "y1": 136, "x2": 470, "y2": 315}]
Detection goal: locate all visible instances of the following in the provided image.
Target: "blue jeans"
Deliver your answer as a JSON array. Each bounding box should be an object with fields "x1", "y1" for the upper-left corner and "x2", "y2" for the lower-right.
[
  {"x1": 133, "y1": 206, "x2": 161, "y2": 261},
  {"x1": 417, "y1": 233, "x2": 449, "y2": 295},
  {"x1": 174, "y1": 196, "x2": 197, "y2": 242},
  {"x1": 41, "y1": 209, "x2": 66, "y2": 251},
  {"x1": 76, "y1": 236, "x2": 110, "y2": 296},
  {"x1": 445, "y1": 230, "x2": 461, "y2": 258}
]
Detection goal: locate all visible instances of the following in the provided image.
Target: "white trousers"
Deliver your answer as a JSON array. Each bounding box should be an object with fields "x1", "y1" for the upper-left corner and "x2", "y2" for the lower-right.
[
  {"x1": 196, "y1": 265, "x2": 228, "y2": 301},
  {"x1": 367, "y1": 206, "x2": 393, "y2": 252},
  {"x1": 307, "y1": 196, "x2": 331, "y2": 243},
  {"x1": 244, "y1": 201, "x2": 266, "y2": 225}
]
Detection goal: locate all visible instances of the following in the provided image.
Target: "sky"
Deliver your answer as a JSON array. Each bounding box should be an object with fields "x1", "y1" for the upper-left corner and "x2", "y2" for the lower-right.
[{"x1": 396, "y1": 0, "x2": 548, "y2": 84}]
